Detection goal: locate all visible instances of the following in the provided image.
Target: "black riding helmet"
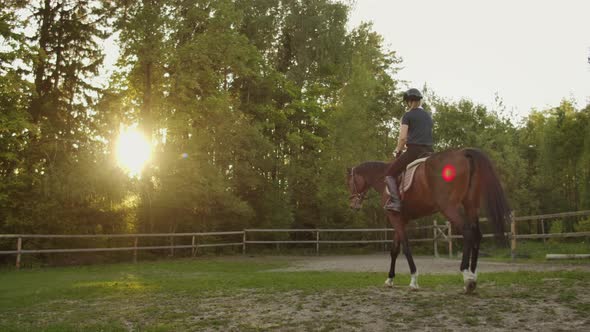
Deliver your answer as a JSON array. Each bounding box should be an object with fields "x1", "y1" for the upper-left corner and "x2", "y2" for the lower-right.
[{"x1": 403, "y1": 88, "x2": 423, "y2": 102}]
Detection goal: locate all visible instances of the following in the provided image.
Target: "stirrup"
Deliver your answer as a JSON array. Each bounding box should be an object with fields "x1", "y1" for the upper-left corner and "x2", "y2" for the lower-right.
[{"x1": 384, "y1": 198, "x2": 401, "y2": 212}]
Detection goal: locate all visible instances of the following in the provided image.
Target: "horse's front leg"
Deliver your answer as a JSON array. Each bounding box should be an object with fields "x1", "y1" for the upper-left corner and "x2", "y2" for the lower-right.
[
  {"x1": 385, "y1": 232, "x2": 401, "y2": 288},
  {"x1": 402, "y1": 236, "x2": 419, "y2": 290},
  {"x1": 394, "y1": 219, "x2": 419, "y2": 290}
]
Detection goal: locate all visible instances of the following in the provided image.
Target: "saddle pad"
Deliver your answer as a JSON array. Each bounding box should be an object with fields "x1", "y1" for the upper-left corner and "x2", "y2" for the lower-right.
[{"x1": 401, "y1": 157, "x2": 428, "y2": 192}]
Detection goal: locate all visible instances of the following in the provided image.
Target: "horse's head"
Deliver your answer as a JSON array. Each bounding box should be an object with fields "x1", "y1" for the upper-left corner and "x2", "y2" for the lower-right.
[{"x1": 347, "y1": 167, "x2": 369, "y2": 210}]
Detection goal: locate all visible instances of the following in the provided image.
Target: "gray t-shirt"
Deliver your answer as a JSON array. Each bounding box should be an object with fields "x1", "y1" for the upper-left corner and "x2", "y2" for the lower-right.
[{"x1": 401, "y1": 107, "x2": 433, "y2": 146}]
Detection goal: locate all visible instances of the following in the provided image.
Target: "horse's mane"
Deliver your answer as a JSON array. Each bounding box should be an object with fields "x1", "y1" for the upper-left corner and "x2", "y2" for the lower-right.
[
  {"x1": 351, "y1": 161, "x2": 389, "y2": 184},
  {"x1": 354, "y1": 161, "x2": 389, "y2": 174}
]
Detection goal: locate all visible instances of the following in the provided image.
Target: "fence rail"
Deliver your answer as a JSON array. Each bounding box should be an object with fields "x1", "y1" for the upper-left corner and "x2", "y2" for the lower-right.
[
  {"x1": 0, "y1": 231, "x2": 245, "y2": 239},
  {"x1": 1, "y1": 231, "x2": 245, "y2": 269},
  {"x1": 2, "y1": 210, "x2": 590, "y2": 269},
  {"x1": 244, "y1": 228, "x2": 393, "y2": 232}
]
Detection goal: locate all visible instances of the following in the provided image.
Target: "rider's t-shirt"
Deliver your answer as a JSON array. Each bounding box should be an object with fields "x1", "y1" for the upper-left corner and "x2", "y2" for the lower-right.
[{"x1": 401, "y1": 107, "x2": 433, "y2": 146}]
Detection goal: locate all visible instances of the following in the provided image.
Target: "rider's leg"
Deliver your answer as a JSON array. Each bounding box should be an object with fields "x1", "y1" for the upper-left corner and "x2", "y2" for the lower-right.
[
  {"x1": 383, "y1": 146, "x2": 424, "y2": 212},
  {"x1": 384, "y1": 176, "x2": 402, "y2": 211}
]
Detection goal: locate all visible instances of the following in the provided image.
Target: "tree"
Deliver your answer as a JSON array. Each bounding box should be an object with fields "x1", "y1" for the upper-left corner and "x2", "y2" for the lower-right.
[
  {"x1": 315, "y1": 23, "x2": 402, "y2": 228},
  {"x1": 431, "y1": 96, "x2": 529, "y2": 217},
  {"x1": 0, "y1": 5, "x2": 33, "y2": 233},
  {"x1": 114, "y1": 0, "x2": 167, "y2": 232},
  {"x1": 1, "y1": 0, "x2": 125, "y2": 235}
]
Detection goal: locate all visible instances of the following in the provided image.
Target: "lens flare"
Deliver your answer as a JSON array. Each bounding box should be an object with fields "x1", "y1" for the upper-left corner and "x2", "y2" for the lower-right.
[
  {"x1": 116, "y1": 126, "x2": 151, "y2": 177},
  {"x1": 442, "y1": 164, "x2": 456, "y2": 182}
]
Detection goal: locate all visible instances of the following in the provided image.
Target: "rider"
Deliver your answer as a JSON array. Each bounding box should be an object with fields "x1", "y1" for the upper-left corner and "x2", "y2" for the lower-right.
[{"x1": 384, "y1": 88, "x2": 434, "y2": 212}]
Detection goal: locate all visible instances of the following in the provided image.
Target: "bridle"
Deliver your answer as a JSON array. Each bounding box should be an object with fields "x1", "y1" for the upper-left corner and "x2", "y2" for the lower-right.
[{"x1": 349, "y1": 167, "x2": 368, "y2": 203}]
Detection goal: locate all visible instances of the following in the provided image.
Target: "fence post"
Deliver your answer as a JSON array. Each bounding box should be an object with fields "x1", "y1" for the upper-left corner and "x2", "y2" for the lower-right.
[
  {"x1": 133, "y1": 237, "x2": 138, "y2": 263},
  {"x1": 540, "y1": 219, "x2": 546, "y2": 244},
  {"x1": 170, "y1": 236, "x2": 175, "y2": 257},
  {"x1": 433, "y1": 220, "x2": 439, "y2": 258},
  {"x1": 242, "y1": 231, "x2": 246, "y2": 255},
  {"x1": 316, "y1": 230, "x2": 320, "y2": 256},
  {"x1": 191, "y1": 236, "x2": 197, "y2": 257},
  {"x1": 447, "y1": 221, "x2": 452, "y2": 258},
  {"x1": 511, "y1": 217, "x2": 517, "y2": 260},
  {"x1": 16, "y1": 237, "x2": 22, "y2": 270}
]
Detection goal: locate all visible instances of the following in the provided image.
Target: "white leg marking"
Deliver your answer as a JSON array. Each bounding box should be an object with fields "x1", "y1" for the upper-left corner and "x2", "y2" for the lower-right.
[
  {"x1": 463, "y1": 270, "x2": 478, "y2": 293},
  {"x1": 384, "y1": 278, "x2": 393, "y2": 288},
  {"x1": 462, "y1": 269, "x2": 477, "y2": 283},
  {"x1": 409, "y1": 273, "x2": 419, "y2": 290}
]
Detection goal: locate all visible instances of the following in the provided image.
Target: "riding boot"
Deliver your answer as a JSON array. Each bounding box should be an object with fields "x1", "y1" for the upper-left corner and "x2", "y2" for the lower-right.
[{"x1": 384, "y1": 176, "x2": 402, "y2": 212}]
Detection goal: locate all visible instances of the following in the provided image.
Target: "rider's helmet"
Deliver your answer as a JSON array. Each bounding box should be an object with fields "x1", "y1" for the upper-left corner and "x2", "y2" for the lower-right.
[{"x1": 403, "y1": 88, "x2": 423, "y2": 102}]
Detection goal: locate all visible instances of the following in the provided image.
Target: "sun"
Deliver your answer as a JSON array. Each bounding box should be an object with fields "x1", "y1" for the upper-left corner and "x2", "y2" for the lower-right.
[{"x1": 116, "y1": 126, "x2": 151, "y2": 177}]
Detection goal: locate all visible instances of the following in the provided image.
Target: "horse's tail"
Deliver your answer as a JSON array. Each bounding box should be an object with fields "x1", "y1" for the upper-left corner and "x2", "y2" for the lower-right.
[{"x1": 465, "y1": 148, "x2": 511, "y2": 238}]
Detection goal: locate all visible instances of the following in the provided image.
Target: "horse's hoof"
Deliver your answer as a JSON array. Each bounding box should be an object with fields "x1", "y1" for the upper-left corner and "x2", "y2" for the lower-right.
[
  {"x1": 384, "y1": 278, "x2": 393, "y2": 288},
  {"x1": 464, "y1": 280, "x2": 477, "y2": 294},
  {"x1": 409, "y1": 273, "x2": 419, "y2": 291}
]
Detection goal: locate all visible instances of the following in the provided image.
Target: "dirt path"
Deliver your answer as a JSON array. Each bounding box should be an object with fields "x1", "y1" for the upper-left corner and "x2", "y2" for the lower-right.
[{"x1": 265, "y1": 253, "x2": 590, "y2": 274}]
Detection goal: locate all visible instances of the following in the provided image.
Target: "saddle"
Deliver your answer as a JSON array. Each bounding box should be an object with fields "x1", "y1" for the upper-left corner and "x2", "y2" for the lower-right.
[
  {"x1": 398, "y1": 157, "x2": 428, "y2": 193},
  {"x1": 384, "y1": 153, "x2": 431, "y2": 200}
]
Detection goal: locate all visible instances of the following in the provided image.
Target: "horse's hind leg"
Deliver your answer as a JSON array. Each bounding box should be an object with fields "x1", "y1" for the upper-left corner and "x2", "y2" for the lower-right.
[
  {"x1": 467, "y1": 210, "x2": 482, "y2": 274},
  {"x1": 385, "y1": 231, "x2": 401, "y2": 288},
  {"x1": 464, "y1": 206, "x2": 482, "y2": 294},
  {"x1": 442, "y1": 206, "x2": 477, "y2": 293},
  {"x1": 461, "y1": 202, "x2": 482, "y2": 293},
  {"x1": 441, "y1": 207, "x2": 470, "y2": 269},
  {"x1": 461, "y1": 221, "x2": 480, "y2": 294}
]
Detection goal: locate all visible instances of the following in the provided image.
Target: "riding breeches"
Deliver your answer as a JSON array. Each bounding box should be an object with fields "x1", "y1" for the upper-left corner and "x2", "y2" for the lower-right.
[{"x1": 385, "y1": 144, "x2": 434, "y2": 178}]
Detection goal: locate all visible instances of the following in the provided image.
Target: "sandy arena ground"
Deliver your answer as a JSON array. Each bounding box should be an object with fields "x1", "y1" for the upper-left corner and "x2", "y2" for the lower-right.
[
  {"x1": 190, "y1": 254, "x2": 590, "y2": 331},
  {"x1": 265, "y1": 253, "x2": 590, "y2": 274}
]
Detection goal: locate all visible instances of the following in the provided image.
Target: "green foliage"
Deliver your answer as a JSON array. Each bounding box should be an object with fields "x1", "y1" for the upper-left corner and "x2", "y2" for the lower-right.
[
  {"x1": 0, "y1": 0, "x2": 128, "y2": 235},
  {"x1": 431, "y1": 96, "x2": 530, "y2": 213},
  {"x1": 0, "y1": 0, "x2": 589, "y2": 257},
  {"x1": 519, "y1": 102, "x2": 590, "y2": 218},
  {"x1": 549, "y1": 219, "x2": 565, "y2": 234},
  {"x1": 575, "y1": 218, "x2": 590, "y2": 232}
]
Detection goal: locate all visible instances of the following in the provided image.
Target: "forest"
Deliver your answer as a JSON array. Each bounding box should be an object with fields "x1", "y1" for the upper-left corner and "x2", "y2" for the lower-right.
[{"x1": 1, "y1": 0, "x2": 589, "y2": 238}]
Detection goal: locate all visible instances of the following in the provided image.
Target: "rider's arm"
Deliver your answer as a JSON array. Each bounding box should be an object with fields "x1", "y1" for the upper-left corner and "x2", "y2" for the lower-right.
[{"x1": 395, "y1": 124, "x2": 408, "y2": 154}]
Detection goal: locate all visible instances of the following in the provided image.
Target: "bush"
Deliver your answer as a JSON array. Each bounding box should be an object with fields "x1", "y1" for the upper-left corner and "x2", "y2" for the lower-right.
[
  {"x1": 575, "y1": 218, "x2": 590, "y2": 232},
  {"x1": 549, "y1": 219, "x2": 564, "y2": 233}
]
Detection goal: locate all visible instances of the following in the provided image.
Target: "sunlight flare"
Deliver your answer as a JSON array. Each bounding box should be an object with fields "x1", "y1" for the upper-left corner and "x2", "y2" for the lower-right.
[{"x1": 116, "y1": 126, "x2": 151, "y2": 177}]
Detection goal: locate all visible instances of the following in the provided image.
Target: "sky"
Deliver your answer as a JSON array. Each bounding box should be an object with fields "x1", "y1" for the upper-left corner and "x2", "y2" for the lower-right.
[{"x1": 347, "y1": 0, "x2": 590, "y2": 121}]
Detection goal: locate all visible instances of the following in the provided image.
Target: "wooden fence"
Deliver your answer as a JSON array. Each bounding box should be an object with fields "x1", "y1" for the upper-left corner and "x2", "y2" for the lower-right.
[
  {"x1": 0, "y1": 232, "x2": 244, "y2": 269},
  {"x1": 193, "y1": 210, "x2": 589, "y2": 259},
  {"x1": 1, "y1": 210, "x2": 589, "y2": 269}
]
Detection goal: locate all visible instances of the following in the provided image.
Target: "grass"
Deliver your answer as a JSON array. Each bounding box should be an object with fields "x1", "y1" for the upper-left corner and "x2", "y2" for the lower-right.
[{"x1": 0, "y1": 256, "x2": 589, "y2": 331}]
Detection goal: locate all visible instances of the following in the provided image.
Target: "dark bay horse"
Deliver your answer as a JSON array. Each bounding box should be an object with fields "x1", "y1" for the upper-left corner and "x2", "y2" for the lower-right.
[{"x1": 347, "y1": 148, "x2": 511, "y2": 293}]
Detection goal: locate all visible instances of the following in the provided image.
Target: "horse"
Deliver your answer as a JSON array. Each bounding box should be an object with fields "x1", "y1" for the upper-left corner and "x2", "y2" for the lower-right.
[{"x1": 346, "y1": 148, "x2": 511, "y2": 293}]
